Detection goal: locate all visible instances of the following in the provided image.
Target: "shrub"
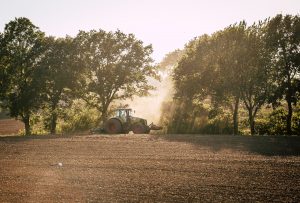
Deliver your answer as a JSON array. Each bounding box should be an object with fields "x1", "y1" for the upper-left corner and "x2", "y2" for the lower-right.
[{"x1": 59, "y1": 100, "x2": 99, "y2": 133}]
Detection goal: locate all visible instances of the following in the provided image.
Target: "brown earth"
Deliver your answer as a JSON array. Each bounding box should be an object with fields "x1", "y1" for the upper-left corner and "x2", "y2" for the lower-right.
[
  {"x1": 0, "y1": 119, "x2": 24, "y2": 135},
  {"x1": 0, "y1": 134, "x2": 299, "y2": 202}
]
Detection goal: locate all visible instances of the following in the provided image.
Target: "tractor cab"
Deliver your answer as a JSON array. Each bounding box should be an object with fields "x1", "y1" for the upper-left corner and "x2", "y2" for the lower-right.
[{"x1": 115, "y1": 108, "x2": 133, "y2": 121}]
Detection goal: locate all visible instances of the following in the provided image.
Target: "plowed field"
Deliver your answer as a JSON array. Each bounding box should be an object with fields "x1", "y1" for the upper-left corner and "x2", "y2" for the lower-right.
[{"x1": 0, "y1": 134, "x2": 299, "y2": 202}]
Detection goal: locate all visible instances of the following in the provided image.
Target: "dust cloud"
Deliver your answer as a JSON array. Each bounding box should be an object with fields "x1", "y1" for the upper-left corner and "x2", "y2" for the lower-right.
[
  {"x1": 121, "y1": 70, "x2": 173, "y2": 124},
  {"x1": 118, "y1": 49, "x2": 183, "y2": 124}
]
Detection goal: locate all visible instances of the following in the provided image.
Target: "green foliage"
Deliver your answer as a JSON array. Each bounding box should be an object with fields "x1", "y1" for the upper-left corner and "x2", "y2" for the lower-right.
[
  {"x1": 173, "y1": 34, "x2": 213, "y2": 101},
  {"x1": 0, "y1": 106, "x2": 9, "y2": 119},
  {"x1": 0, "y1": 17, "x2": 47, "y2": 135},
  {"x1": 74, "y1": 30, "x2": 159, "y2": 122},
  {"x1": 254, "y1": 118, "x2": 272, "y2": 135},
  {"x1": 30, "y1": 112, "x2": 48, "y2": 135},
  {"x1": 268, "y1": 108, "x2": 288, "y2": 135},
  {"x1": 1, "y1": 17, "x2": 158, "y2": 135},
  {"x1": 255, "y1": 105, "x2": 300, "y2": 135},
  {"x1": 160, "y1": 99, "x2": 233, "y2": 134},
  {"x1": 201, "y1": 112, "x2": 233, "y2": 134},
  {"x1": 159, "y1": 49, "x2": 184, "y2": 70},
  {"x1": 164, "y1": 14, "x2": 300, "y2": 135},
  {"x1": 1, "y1": 15, "x2": 299, "y2": 136},
  {"x1": 293, "y1": 107, "x2": 300, "y2": 135},
  {"x1": 59, "y1": 100, "x2": 99, "y2": 133},
  {"x1": 39, "y1": 36, "x2": 81, "y2": 134},
  {"x1": 265, "y1": 14, "x2": 300, "y2": 134},
  {"x1": 26, "y1": 100, "x2": 99, "y2": 134},
  {"x1": 172, "y1": 23, "x2": 271, "y2": 135}
]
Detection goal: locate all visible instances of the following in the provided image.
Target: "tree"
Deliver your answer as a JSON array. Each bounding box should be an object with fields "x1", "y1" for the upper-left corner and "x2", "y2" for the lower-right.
[
  {"x1": 0, "y1": 17, "x2": 46, "y2": 135},
  {"x1": 208, "y1": 22, "x2": 271, "y2": 135},
  {"x1": 0, "y1": 32, "x2": 9, "y2": 99},
  {"x1": 159, "y1": 49, "x2": 184, "y2": 70},
  {"x1": 173, "y1": 35, "x2": 213, "y2": 101},
  {"x1": 172, "y1": 22, "x2": 272, "y2": 135},
  {"x1": 239, "y1": 24, "x2": 271, "y2": 135},
  {"x1": 40, "y1": 36, "x2": 81, "y2": 134},
  {"x1": 210, "y1": 24, "x2": 247, "y2": 135},
  {"x1": 172, "y1": 35, "x2": 229, "y2": 133},
  {"x1": 265, "y1": 14, "x2": 300, "y2": 135},
  {"x1": 74, "y1": 29, "x2": 159, "y2": 122},
  {"x1": 174, "y1": 25, "x2": 248, "y2": 135},
  {"x1": 173, "y1": 25, "x2": 247, "y2": 135}
]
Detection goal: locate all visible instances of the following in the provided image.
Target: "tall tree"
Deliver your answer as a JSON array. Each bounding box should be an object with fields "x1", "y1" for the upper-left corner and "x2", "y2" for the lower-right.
[
  {"x1": 40, "y1": 36, "x2": 81, "y2": 134},
  {"x1": 210, "y1": 22, "x2": 272, "y2": 135},
  {"x1": 172, "y1": 35, "x2": 224, "y2": 133},
  {"x1": 239, "y1": 24, "x2": 271, "y2": 135},
  {"x1": 0, "y1": 17, "x2": 46, "y2": 135},
  {"x1": 173, "y1": 35, "x2": 213, "y2": 101},
  {"x1": 265, "y1": 14, "x2": 300, "y2": 135},
  {"x1": 0, "y1": 32, "x2": 9, "y2": 99},
  {"x1": 74, "y1": 29, "x2": 159, "y2": 122},
  {"x1": 172, "y1": 22, "x2": 272, "y2": 135},
  {"x1": 210, "y1": 24, "x2": 247, "y2": 135}
]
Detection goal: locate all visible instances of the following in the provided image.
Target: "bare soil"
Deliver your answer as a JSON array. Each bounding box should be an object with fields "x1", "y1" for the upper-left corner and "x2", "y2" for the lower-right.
[
  {"x1": 0, "y1": 134, "x2": 299, "y2": 202},
  {"x1": 0, "y1": 119, "x2": 24, "y2": 135}
]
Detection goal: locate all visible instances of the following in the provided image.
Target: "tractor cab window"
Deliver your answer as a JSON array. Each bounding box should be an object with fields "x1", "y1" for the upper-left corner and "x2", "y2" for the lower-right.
[
  {"x1": 126, "y1": 109, "x2": 132, "y2": 117},
  {"x1": 115, "y1": 109, "x2": 131, "y2": 118},
  {"x1": 115, "y1": 109, "x2": 133, "y2": 118},
  {"x1": 116, "y1": 110, "x2": 125, "y2": 117}
]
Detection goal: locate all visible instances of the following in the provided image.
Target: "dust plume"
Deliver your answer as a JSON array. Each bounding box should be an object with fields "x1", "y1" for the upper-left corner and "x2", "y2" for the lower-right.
[
  {"x1": 119, "y1": 49, "x2": 183, "y2": 125},
  {"x1": 121, "y1": 70, "x2": 173, "y2": 124}
]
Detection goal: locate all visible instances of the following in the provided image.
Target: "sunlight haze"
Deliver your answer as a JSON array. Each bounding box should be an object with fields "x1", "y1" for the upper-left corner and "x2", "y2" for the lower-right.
[{"x1": 0, "y1": 0, "x2": 299, "y2": 62}]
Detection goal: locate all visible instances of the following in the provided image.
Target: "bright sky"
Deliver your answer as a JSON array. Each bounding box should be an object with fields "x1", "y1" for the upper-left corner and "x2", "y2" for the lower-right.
[{"x1": 0, "y1": 0, "x2": 299, "y2": 62}]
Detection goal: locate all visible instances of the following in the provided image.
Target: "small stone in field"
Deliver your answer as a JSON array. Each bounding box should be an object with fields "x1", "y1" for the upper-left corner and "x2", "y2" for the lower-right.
[{"x1": 58, "y1": 162, "x2": 63, "y2": 167}]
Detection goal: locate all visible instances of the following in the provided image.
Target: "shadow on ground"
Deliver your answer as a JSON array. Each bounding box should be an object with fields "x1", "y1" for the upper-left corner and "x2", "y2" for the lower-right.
[
  {"x1": 0, "y1": 133, "x2": 85, "y2": 142},
  {"x1": 155, "y1": 134, "x2": 300, "y2": 156},
  {"x1": 1, "y1": 133, "x2": 300, "y2": 156}
]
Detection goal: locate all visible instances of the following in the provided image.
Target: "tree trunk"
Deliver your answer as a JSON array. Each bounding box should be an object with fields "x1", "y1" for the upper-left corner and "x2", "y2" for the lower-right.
[
  {"x1": 101, "y1": 108, "x2": 108, "y2": 124},
  {"x1": 49, "y1": 100, "x2": 59, "y2": 135},
  {"x1": 233, "y1": 97, "x2": 239, "y2": 135},
  {"x1": 50, "y1": 111, "x2": 57, "y2": 134},
  {"x1": 23, "y1": 114, "x2": 31, "y2": 136},
  {"x1": 286, "y1": 98, "x2": 293, "y2": 135},
  {"x1": 286, "y1": 75, "x2": 293, "y2": 135},
  {"x1": 248, "y1": 109, "x2": 255, "y2": 135}
]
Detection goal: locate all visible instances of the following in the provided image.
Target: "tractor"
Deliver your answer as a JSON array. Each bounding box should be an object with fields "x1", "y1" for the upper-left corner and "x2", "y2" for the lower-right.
[{"x1": 104, "y1": 108, "x2": 162, "y2": 134}]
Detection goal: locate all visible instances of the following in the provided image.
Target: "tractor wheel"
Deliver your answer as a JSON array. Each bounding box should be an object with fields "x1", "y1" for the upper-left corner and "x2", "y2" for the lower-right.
[
  {"x1": 132, "y1": 124, "x2": 147, "y2": 134},
  {"x1": 145, "y1": 126, "x2": 150, "y2": 134},
  {"x1": 105, "y1": 118, "x2": 122, "y2": 134}
]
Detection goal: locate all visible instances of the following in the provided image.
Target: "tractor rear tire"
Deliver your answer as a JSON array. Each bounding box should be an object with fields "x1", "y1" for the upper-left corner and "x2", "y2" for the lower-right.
[
  {"x1": 132, "y1": 124, "x2": 147, "y2": 134},
  {"x1": 145, "y1": 126, "x2": 150, "y2": 134},
  {"x1": 105, "y1": 118, "x2": 122, "y2": 134}
]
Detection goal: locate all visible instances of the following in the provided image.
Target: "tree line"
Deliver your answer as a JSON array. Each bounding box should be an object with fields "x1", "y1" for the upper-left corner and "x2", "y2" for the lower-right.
[
  {"x1": 160, "y1": 14, "x2": 300, "y2": 135},
  {"x1": 0, "y1": 17, "x2": 159, "y2": 135}
]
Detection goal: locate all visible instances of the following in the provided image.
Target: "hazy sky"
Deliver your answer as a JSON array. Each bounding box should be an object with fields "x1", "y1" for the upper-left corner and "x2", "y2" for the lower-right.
[{"x1": 0, "y1": 0, "x2": 299, "y2": 62}]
